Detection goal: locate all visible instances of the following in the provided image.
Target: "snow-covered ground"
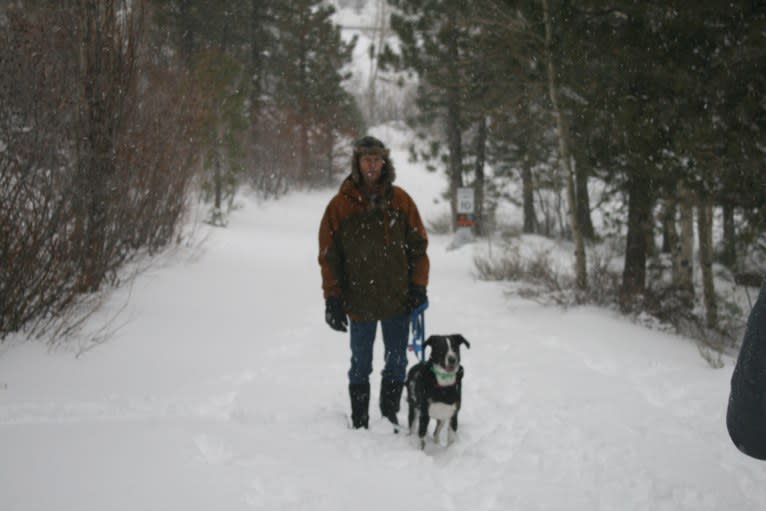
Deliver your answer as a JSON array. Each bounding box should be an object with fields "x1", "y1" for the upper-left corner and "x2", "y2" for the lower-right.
[{"x1": 1, "y1": 124, "x2": 765, "y2": 511}]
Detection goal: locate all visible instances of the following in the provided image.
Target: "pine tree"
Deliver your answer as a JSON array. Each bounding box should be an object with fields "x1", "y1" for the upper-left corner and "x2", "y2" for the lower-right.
[
  {"x1": 384, "y1": 0, "x2": 476, "y2": 228},
  {"x1": 152, "y1": 0, "x2": 359, "y2": 193},
  {"x1": 152, "y1": 0, "x2": 250, "y2": 217},
  {"x1": 261, "y1": 0, "x2": 359, "y2": 185}
]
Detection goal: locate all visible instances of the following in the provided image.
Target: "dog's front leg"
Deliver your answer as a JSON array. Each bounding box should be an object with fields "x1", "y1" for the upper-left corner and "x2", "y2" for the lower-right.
[
  {"x1": 433, "y1": 420, "x2": 444, "y2": 443},
  {"x1": 408, "y1": 408, "x2": 419, "y2": 436},
  {"x1": 447, "y1": 413, "x2": 458, "y2": 445},
  {"x1": 418, "y1": 407, "x2": 429, "y2": 449}
]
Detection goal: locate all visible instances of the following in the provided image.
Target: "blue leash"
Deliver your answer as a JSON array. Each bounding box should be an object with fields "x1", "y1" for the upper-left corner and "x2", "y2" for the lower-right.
[{"x1": 408, "y1": 301, "x2": 429, "y2": 362}]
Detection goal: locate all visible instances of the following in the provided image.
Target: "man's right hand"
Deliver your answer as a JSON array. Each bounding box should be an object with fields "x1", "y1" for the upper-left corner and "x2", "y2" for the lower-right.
[{"x1": 325, "y1": 296, "x2": 348, "y2": 332}]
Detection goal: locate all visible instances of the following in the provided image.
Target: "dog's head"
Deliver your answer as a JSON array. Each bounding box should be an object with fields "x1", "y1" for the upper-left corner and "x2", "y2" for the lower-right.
[{"x1": 425, "y1": 334, "x2": 470, "y2": 372}]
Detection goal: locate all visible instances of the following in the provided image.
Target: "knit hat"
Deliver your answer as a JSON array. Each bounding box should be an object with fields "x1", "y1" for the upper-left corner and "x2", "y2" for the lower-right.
[
  {"x1": 354, "y1": 136, "x2": 387, "y2": 155},
  {"x1": 350, "y1": 135, "x2": 396, "y2": 186}
]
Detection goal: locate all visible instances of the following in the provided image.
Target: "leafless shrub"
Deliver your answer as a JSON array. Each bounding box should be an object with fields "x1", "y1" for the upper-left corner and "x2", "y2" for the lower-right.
[
  {"x1": 585, "y1": 245, "x2": 622, "y2": 306},
  {"x1": 474, "y1": 235, "x2": 743, "y2": 366},
  {"x1": 112, "y1": 58, "x2": 205, "y2": 256},
  {"x1": 427, "y1": 212, "x2": 453, "y2": 235},
  {"x1": 639, "y1": 253, "x2": 743, "y2": 366},
  {"x1": 0, "y1": 2, "x2": 204, "y2": 342},
  {"x1": 0, "y1": 8, "x2": 81, "y2": 337},
  {"x1": 474, "y1": 244, "x2": 523, "y2": 281},
  {"x1": 248, "y1": 109, "x2": 299, "y2": 198},
  {"x1": 474, "y1": 243, "x2": 567, "y2": 305},
  {"x1": 697, "y1": 343, "x2": 724, "y2": 369}
]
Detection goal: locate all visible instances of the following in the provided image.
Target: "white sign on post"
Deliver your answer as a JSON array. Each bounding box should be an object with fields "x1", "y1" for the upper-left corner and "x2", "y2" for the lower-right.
[
  {"x1": 450, "y1": 187, "x2": 475, "y2": 250},
  {"x1": 457, "y1": 187, "x2": 475, "y2": 214},
  {"x1": 456, "y1": 187, "x2": 475, "y2": 229}
]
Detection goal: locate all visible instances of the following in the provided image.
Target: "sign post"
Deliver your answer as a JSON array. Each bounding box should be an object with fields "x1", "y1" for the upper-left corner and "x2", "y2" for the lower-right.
[
  {"x1": 456, "y1": 187, "x2": 475, "y2": 229},
  {"x1": 451, "y1": 187, "x2": 475, "y2": 249}
]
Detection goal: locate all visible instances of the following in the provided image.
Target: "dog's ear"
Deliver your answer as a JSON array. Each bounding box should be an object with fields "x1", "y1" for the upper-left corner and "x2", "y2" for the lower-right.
[
  {"x1": 423, "y1": 335, "x2": 438, "y2": 348},
  {"x1": 453, "y1": 334, "x2": 470, "y2": 349}
]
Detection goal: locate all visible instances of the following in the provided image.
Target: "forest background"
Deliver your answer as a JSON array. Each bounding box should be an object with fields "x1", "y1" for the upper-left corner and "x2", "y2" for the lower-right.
[{"x1": 1, "y1": 0, "x2": 765, "y2": 358}]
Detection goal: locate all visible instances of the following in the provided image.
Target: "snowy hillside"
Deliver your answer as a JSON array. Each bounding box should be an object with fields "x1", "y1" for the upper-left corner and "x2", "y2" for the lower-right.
[{"x1": 1, "y1": 123, "x2": 765, "y2": 511}]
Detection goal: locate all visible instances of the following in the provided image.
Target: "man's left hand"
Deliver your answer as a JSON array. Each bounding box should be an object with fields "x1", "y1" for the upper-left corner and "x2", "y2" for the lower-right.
[{"x1": 408, "y1": 285, "x2": 428, "y2": 312}]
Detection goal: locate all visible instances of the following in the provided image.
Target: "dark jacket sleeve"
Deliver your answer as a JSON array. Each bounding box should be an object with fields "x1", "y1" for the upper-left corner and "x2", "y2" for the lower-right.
[
  {"x1": 318, "y1": 199, "x2": 344, "y2": 299},
  {"x1": 396, "y1": 188, "x2": 429, "y2": 287},
  {"x1": 727, "y1": 278, "x2": 766, "y2": 460}
]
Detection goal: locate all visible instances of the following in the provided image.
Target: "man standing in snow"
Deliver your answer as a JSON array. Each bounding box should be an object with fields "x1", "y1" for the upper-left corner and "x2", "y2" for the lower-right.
[
  {"x1": 727, "y1": 278, "x2": 766, "y2": 460},
  {"x1": 318, "y1": 135, "x2": 429, "y2": 429}
]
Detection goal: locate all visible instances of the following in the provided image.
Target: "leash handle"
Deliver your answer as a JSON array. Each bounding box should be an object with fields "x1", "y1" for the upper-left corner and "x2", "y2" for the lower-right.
[{"x1": 409, "y1": 301, "x2": 429, "y2": 362}]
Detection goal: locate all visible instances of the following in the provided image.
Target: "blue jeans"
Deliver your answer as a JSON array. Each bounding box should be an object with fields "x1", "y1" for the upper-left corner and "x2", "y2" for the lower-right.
[{"x1": 348, "y1": 315, "x2": 409, "y2": 385}]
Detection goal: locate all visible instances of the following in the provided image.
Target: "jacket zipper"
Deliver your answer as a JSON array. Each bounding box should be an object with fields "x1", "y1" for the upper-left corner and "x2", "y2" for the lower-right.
[{"x1": 383, "y1": 208, "x2": 391, "y2": 246}]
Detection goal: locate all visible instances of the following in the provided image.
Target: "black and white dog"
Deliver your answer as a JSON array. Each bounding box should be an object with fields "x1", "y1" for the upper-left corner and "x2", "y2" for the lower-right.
[{"x1": 406, "y1": 334, "x2": 470, "y2": 449}]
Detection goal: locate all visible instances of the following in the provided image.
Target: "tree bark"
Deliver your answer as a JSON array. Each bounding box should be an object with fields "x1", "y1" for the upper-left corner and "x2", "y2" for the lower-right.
[
  {"x1": 298, "y1": 22, "x2": 310, "y2": 182},
  {"x1": 473, "y1": 116, "x2": 487, "y2": 236},
  {"x1": 213, "y1": 124, "x2": 224, "y2": 210},
  {"x1": 676, "y1": 183, "x2": 695, "y2": 306},
  {"x1": 620, "y1": 169, "x2": 651, "y2": 305},
  {"x1": 367, "y1": 0, "x2": 388, "y2": 123},
  {"x1": 542, "y1": 0, "x2": 587, "y2": 291},
  {"x1": 446, "y1": 10, "x2": 463, "y2": 229},
  {"x1": 721, "y1": 201, "x2": 736, "y2": 269},
  {"x1": 325, "y1": 129, "x2": 335, "y2": 185},
  {"x1": 661, "y1": 196, "x2": 677, "y2": 254},
  {"x1": 77, "y1": 0, "x2": 140, "y2": 291},
  {"x1": 645, "y1": 205, "x2": 657, "y2": 259},
  {"x1": 575, "y1": 159, "x2": 595, "y2": 240},
  {"x1": 522, "y1": 157, "x2": 538, "y2": 234},
  {"x1": 250, "y1": 0, "x2": 263, "y2": 170},
  {"x1": 698, "y1": 191, "x2": 717, "y2": 328}
]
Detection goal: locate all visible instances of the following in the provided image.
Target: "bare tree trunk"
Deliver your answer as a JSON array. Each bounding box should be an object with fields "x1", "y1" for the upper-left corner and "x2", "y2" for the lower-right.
[
  {"x1": 77, "y1": 0, "x2": 140, "y2": 291},
  {"x1": 473, "y1": 116, "x2": 487, "y2": 236},
  {"x1": 721, "y1": 201, "x2": 736, "y2": 269},
  {"x1": 541, "y1": 0, "x2": 587, "y2": 292},
  {"x1": 575, "y1": 159, "x2": 595, "y2": 240},
  {"x1": 250, "y1": 0, "x2": 264, "y2": 174},
  {"x1": 298, "y1": 12, "x2": 310, "y2": 182},
  {"x1": 645, "y1": 206, "x2": 657, "y2": 259},
  {"x1": 326, "y1": 130, "x2": 335, "y2": 185},
  {"x1": 213, "y1": 125, "x2": 223, "y2": 211},
  {"x1": 676, "y1": 183, "x2": 695, "y2": 306},
  {"x1": 661, "y1": 196, "x2": 677, "y2": 254},
  {"x1": 536, "y1": 188, "x2": 552, "y2": 236},
  {"x1": 446, "y1": 10, "x2": 463, "y2": 229},
  {"x1": 663, "y1": 196, "x2": 681, "y2": 290},
  {"x1": 620, "y1": 169, "x2": 651, "y2": 304},
  {"x1": 698, "y1": 192, "x2": 717, "y2": 328},
  {"x1": 367, "y1": 0, "x2": 388, "y2": 123},
  {"x1": 522, "y1": 157, "x2": 538, "y2": 234}
]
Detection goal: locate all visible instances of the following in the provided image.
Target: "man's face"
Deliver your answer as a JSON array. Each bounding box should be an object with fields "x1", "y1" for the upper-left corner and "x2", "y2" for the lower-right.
[{"x1": 359, "y1": 154, "x2": 384, "y2": 187}]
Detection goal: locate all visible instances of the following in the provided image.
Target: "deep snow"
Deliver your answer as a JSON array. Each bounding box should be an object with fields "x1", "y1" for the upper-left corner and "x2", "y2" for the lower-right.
[{"x1": 1, "y1": 124, "x2": 766, "y2": 510}]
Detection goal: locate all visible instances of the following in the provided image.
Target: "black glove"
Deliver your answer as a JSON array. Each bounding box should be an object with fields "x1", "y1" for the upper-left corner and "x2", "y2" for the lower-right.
[
  {"x1": 325, "y1": 296, "x2": 348, "y2": 332},
  {"x1": 407, "y1": 285, "x2": 428, "y2": 312}
]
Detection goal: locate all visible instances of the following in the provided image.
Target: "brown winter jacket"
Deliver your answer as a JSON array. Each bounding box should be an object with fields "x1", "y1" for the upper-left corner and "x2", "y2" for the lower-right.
[{"x1": 318, "y1": 175, "x2": 429, "y2": 321}]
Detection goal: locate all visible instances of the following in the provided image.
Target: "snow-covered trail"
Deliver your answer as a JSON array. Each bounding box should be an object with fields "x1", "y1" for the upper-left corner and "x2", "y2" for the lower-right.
[{"x1": 2, "y1": 130, "x2": 766, "y2": 510}]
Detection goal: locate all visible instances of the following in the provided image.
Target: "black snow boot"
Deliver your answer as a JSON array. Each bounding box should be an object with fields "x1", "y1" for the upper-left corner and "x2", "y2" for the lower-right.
[
  {"x1": 379, "y1": 380, "x2": 404, "y2": 427},
  {"x1": 349, "y1": 383, "x2": 370, "y2": 429}
]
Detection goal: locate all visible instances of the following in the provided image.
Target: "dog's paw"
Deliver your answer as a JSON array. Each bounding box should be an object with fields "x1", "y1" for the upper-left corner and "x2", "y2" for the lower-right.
[{"x1": 419, "y1": 437, "x2": 426, "y2": 450}]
